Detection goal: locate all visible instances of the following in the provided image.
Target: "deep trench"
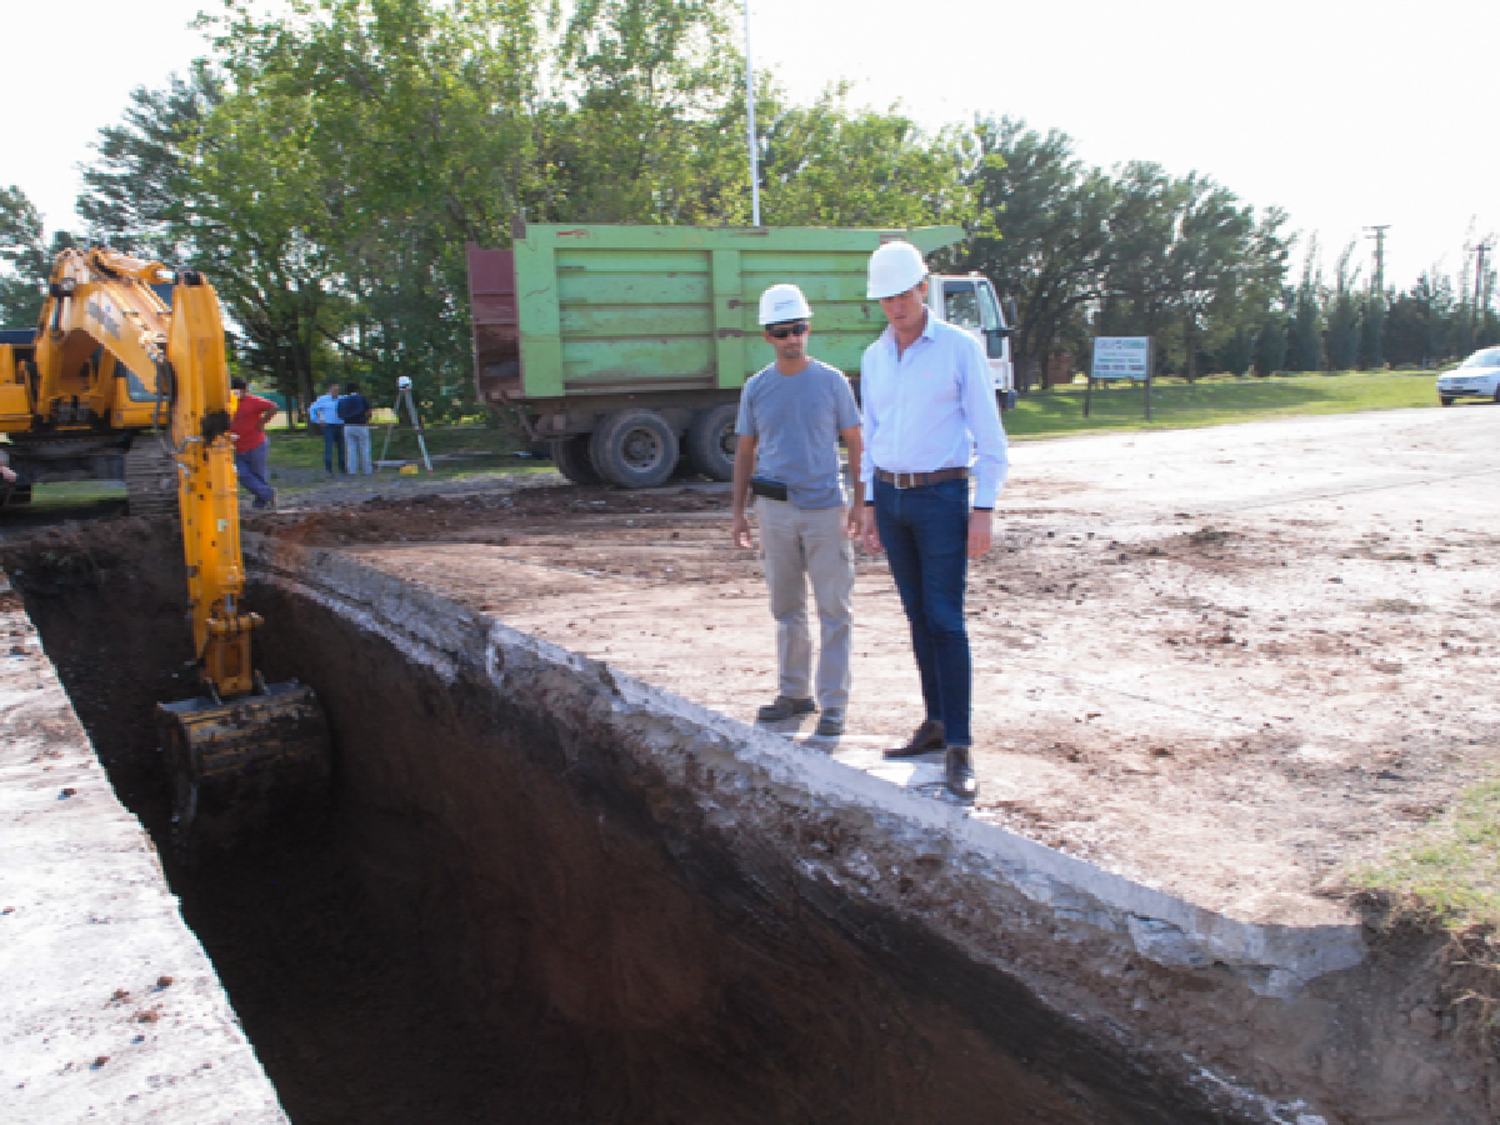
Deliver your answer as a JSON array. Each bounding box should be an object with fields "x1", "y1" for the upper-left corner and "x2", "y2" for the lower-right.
[{"x1": 8, "y1": 517, "x2": 1295, "y2": 1124}]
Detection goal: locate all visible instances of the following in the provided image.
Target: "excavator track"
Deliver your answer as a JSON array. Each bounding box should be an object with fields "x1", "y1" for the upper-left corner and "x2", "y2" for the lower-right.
[
  {"x1": 158, "y1": 681, "x2": 333, "y2": 860},
  {"x1": 123, "y1": 440, "x2": 179, "y2": 517}
]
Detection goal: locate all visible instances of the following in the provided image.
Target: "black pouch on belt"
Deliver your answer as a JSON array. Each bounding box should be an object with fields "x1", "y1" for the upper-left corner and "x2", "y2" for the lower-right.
[{"x1": 750, "y1": 475, "x2": 789, "y2": 501}]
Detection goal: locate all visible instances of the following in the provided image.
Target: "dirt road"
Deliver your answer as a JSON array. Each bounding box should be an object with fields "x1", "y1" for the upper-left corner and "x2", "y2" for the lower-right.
[{"x1": 261, "y1": 404, "x2": 1500, "y2": 927}]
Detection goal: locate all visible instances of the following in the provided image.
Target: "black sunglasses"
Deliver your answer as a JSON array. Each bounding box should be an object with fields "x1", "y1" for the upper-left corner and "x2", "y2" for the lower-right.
[{"x1": 767, "y1": 321, "x2": 809, "y2": 339}]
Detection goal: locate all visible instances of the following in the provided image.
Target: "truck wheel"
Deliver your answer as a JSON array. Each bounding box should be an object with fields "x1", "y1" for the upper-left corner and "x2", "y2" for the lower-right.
[
  {"x1": 590, "y1": 409, "x2": 679, "y2": 489},
  {"x1": 1440, "y1": 395, "x2": 1454, "y2": 407},
  {"x1": 549, "y1": 436, "x2": 602, "y2": 484},
  {"x1": 684, "y1": 403, "x2": 739, "y2": 481}
]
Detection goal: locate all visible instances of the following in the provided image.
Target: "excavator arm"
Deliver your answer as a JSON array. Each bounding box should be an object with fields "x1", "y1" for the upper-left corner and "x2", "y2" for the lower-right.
[
  {"x1": 8, "y1": 247, "x2": 330, "y2": 856},
  {"x1": 36, "y1": 249, "x2": 260, "y2": 697},
  {"x1": 160, "y1": 270, "x2": 259, "y2": 697}
]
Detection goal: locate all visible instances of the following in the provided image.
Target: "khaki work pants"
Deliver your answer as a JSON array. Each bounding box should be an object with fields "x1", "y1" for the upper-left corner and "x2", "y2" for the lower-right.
[{"x1": 756, "y1": 498, "x2": 855, "y2": 712}]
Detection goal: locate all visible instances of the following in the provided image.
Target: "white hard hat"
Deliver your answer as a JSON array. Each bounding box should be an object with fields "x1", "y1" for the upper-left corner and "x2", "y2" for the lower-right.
[
  {"x1": 758, "y1": 283, "x2": 813, "y2": 325},
  {"x1": 867, "y1": 240, "x2": 928, "y2": 299},
  {"x1": 397, "y1": 375, "x2": 413, "y2": 389}
]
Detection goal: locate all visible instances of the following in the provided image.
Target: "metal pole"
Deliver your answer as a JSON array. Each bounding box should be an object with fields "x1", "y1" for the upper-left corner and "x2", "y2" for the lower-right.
[
  {"x1": 743, "y1": 0, "x2": 760, "y2": 226},
  {"x1": 406, "y1": 388, "x2": 433, "y2": 474}
]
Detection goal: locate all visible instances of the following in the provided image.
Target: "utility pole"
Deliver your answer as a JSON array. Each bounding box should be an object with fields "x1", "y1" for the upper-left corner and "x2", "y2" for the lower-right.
[
  {"x1": 1363, "y1": 225, "x2": 1389, "y2": 296},
  {"x1": 742, "y1": 0, "x2": 760, "y2": 227},
  {"x1": 1470, "y1": 242, "x2": 1490, "y2": 345}
]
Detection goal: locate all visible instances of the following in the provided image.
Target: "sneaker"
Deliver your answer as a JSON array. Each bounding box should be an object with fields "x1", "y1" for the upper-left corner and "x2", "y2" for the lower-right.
[
  {"x1": 756, "y1": 696, "x2": 817, "y2": 722},
  {"x1": 813, "y1": 709, "x2": 844, "y2": 737},
  {"x1": 945, "y1": 745, "x2": 979, "y2": 800},
  {"x1": 883, "y1": 718, "x2": 945, "y2": 759}
]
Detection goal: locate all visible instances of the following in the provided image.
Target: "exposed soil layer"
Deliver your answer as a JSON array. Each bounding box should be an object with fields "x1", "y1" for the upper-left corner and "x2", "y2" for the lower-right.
[
  {"x1": 5, "y1": 408, "x2": 1500, "y2": 1122},
  {"x1": 4, "y1": 521, "x2": 1266, "y2": 1124},
  {"x1": 257, "y1": 414, "x2": 1500, "y2": 932}
]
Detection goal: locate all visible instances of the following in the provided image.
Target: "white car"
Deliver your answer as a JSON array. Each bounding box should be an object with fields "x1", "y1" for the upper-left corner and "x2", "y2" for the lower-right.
[{"x1": 1437, "y1": 347, "x2": 1500, "y2": 405}]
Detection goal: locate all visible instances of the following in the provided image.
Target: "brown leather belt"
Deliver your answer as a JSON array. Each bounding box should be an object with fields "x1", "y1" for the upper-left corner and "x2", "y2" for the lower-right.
[{"x1": 876, "y1": 467, "x2": 969, "y2": 489}]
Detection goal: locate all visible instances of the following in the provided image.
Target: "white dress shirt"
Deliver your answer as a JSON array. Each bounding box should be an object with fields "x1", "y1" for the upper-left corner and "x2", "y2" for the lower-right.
[
  {"x1": 859, "y1": 313, "x2": 1010, "y2": 509},
  {"x1": 310, "y1": 393, "x2": 340, "y2": 425}
]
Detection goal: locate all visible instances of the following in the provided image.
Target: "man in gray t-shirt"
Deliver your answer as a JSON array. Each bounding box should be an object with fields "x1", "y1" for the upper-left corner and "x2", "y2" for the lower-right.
[{"x1": 732, "y1": 284, "x2": 863, "y2": 737}]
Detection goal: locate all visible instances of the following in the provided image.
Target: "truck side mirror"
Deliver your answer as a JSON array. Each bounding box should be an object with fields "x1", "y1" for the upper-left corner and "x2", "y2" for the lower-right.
[{"x1": 984, "y1": 326, "x2": 1012, "y2": 358}]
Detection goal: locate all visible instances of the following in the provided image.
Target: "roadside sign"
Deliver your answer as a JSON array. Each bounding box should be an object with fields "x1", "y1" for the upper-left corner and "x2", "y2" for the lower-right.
[
  {"x1": 1084, "y1": 336, "x2": 1155, "y2": 421},
  {"x1": 1090, "y1": 337, "x2": 1151, "y2": 380}
]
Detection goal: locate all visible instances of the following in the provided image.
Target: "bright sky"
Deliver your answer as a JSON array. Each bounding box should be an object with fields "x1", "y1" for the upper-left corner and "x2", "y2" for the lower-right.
[{"x1": 5, "y1": 0, "x2": 1495, "y2": 293}]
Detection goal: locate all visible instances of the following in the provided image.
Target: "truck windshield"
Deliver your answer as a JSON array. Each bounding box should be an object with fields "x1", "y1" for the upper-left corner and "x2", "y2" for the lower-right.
[{"x1": 943, "y1": 282, "x2": 981, "y2": 329}]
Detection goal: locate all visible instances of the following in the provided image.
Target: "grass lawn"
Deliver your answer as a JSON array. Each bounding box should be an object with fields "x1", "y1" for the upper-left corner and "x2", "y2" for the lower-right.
[
  {"x1": 1005, "y1": 369, "x2": 1442, "y2": 439},
  {"x1": 261, "y1": 420, "x2": 553, "y2": 494},
  {"x1": 1353, "y1": 777, "x2": 1500, "y2": 934}
]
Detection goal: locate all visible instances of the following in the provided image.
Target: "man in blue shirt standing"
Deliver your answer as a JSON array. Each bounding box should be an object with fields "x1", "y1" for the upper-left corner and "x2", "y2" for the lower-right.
[
  {"x1": 859, "y1": 241, "x2": 1009, "y2": 800},
  {"x1": 733, "y1": 284, "x2": 864, "y2": 737},
  {"x1": 309, "y1": 382, "x2": 346, "y2": 475}
]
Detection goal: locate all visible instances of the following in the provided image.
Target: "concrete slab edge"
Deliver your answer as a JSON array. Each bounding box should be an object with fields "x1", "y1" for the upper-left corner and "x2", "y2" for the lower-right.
[
  {"x1": 248, "y1": 535, "x2": 1366, "y2": 999},
  {"x1": 0, "y1": 573, "x2": 290, "y2": 1125}
]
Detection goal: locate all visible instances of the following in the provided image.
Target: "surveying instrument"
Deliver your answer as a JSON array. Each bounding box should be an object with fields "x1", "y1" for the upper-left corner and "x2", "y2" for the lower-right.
[{"x1": 379, "y1": 375, "x2": 433, "y2": 474}]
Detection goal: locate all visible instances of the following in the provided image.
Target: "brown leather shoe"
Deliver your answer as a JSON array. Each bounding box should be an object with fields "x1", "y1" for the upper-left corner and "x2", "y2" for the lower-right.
[{"x1": 883, "y1": 718, "x2": 945, "y2": 759}]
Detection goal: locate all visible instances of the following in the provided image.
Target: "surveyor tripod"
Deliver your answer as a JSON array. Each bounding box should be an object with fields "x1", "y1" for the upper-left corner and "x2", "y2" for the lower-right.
[{"x1": 379, "y1": 383, "x2": 434, "y2": 473}]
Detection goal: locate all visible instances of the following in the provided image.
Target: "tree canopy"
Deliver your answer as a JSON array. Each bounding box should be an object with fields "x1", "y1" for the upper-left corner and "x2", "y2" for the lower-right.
[{"x1": 3, "y1": 0, "x2": 1490, "y2": 410}]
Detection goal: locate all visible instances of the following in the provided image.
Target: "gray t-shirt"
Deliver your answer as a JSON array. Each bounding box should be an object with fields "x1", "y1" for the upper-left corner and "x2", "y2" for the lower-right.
[{"x1": 736, "y1": 358, "x2": 861, "y2": 509}]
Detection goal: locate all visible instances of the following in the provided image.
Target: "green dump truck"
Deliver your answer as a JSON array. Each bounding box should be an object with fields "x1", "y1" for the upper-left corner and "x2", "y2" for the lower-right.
[{"x1": 466, "y1": 219, "x2": 1014, "y2": 489}]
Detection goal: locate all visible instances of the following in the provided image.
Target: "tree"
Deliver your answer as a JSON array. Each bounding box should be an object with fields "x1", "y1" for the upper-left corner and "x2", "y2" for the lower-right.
[
  {"x1": 756, "y1": 86, "x2": 971, "y2": 229},
  {"x1": 962, "y1": 118, "x2": 1114, "y2": 385},
  {"x1": 1324, "y1": 243, "x2": 1362, "y2": 372},
  {"x1": 0, "y1": 187, "x2": 51, "y2": 326},
  {"x1": 1251, "y1": 307, "x2": 1288, "y2": 376},
  {"x1": 1284, "y1": 248, "x2": 1324, "y2": 372},
  {"x1": 78, "y1": 66, "x2": 222, "y2": 262}
]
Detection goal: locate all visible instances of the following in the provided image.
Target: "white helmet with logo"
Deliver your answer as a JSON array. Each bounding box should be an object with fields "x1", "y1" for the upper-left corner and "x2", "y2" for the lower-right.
[
  {"x1": 758, "y1": 283, "x2": 814, "y2": 325},
  {"x1": 866, "y1": 240, "x2": 928, "y2": 299}
]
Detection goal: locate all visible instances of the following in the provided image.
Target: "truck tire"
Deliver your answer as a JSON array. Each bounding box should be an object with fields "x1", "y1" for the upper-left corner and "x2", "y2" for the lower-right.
[
  {"x1": 684, "y1": 403, "x2": 739, "y2": 482},
  {"x1": 589, "y1": 409, "x2": 679, "y2": 489},
  {"x1": 549, "y1": 436, "x2": 602, "y2": 485}
]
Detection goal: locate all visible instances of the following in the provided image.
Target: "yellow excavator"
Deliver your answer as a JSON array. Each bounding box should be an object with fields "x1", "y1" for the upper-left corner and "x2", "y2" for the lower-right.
[{"x1": 1, "y1": 248, "x2": 331, "y2": 855}]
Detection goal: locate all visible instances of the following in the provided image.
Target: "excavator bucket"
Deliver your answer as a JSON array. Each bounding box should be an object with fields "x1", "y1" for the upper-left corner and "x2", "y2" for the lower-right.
[{"x1": 157, "y1": 680, "x2": 332, "y2": 860}]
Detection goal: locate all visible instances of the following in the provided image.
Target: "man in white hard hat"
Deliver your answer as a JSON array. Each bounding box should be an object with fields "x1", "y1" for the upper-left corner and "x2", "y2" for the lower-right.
[
  {"x1": 859, "y1": 240, "x2": 1009, "y2": 800},
  {"x1": 732, "y1": 283, "x2": 864, "y2": 737}
]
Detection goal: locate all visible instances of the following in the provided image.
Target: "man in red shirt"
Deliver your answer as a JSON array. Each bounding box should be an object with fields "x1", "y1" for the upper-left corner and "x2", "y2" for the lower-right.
[{"x1": 230, "y1": 376, "x2": 279, "y2": 509}]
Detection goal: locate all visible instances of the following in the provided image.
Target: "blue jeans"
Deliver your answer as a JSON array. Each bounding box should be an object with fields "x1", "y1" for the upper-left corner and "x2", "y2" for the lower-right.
[
  {"x1": 234, "y1": 442, "x2": 275, "y2": 505},
  {"x1": 322, "y1": 423, "x2": 346, "y2": 472},
  {"x1": 874, "y1": 477, "x2": 972, "y2": 746}
]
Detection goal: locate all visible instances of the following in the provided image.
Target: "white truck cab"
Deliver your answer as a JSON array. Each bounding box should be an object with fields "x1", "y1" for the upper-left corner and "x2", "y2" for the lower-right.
[{"x1": 928, "y1": 273, "x2": 1017, "y2": 409}]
